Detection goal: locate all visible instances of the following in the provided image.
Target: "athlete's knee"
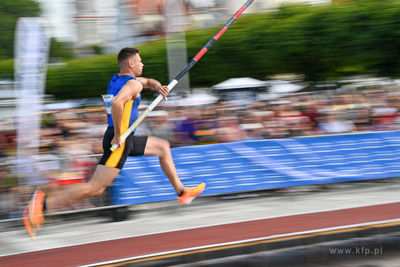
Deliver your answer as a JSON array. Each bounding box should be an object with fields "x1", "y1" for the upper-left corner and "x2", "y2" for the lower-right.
[
  {"x1": 162, "y1": 139, "x2": 171, "y2": 149},
  {"x1": 159, "y1": 139, "x2": 171, "y2": 155},
  {"x1": 146, "y1": 137, "x2": 171, "y2": 157}
]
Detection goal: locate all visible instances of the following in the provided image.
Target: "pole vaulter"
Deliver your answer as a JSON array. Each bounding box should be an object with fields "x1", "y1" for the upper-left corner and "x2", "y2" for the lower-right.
[{"x1": 111, "y1": 0, "x2": 255, "y2": 152}]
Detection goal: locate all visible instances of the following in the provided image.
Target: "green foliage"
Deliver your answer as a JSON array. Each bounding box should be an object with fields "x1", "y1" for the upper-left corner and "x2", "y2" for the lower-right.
[
  {"x1": 4, "y1": 0, "x2": 400, "y2": 99},
  {"x1": 91, "y1": 45, "x2": 103, "y2": 55},
  {"x1": 187, "y1": 0, "x2": 400, "y2": 83},
  {"x1": 0, "y1": 59, "x2": 13, "y2": 80},
  {"x1": 46, "y1": 54, "x2": 118, "y2": 99},
  {"x1": 45, "y1": 42, "x2": 169, "y2": 100},
  {"x1": 0, "y1": 1, "x2": 72, "y2": 61},
  {"x1": 49, "y1": 39, "x2": 74, "y2": 60},
  {"x1": 0, "y1": 0, "x2": 41, "y2": 59}
]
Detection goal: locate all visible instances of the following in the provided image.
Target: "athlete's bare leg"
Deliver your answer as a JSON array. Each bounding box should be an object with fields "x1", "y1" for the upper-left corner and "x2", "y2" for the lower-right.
[
  {"x1": 47, "y1": 165, "x2": 120, "y2": 212},
  {"x1": 144, "y1": 136, "x2": 185, "y2": 194},
  {"x1": 48, "y1": 136, "x2": 183, "y2": 211}
]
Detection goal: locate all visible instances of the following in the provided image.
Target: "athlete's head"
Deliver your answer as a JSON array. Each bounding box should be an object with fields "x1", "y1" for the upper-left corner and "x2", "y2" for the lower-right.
[{"x1": 118, "y1": 47, "x2": 143, "y2": 76}]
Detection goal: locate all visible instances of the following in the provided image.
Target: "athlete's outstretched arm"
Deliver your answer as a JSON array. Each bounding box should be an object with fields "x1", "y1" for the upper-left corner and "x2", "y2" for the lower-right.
[{"x1": 138, "y1": 77, "x2": 169, "y2": 100}]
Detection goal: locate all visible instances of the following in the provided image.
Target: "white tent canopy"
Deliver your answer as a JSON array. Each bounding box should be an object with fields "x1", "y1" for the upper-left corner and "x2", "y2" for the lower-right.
[
  {"x1": 159, "y1": 92, "x2": 219, "y2": 107},
  {"x1": 211, "y1": 77, "x2": 268, "y2": 90},
  {"x1": 267, "y1": 81, "x2": 305, "y2": 94},
  {"x1": 179, "y1": 92, "x2": 219, "y2": 106}
]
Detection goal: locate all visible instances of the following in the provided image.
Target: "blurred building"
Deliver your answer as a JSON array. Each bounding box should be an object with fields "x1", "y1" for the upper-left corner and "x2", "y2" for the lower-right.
[
  {"x1": 35, "y1": 0, "x2": 224, "y2": 53},
  {"x1": 35, "y1": 0, "x2": 79, "y2": 43},
  {"x1": 34, "y1": 0, "x2": 331, "y2": 54}
]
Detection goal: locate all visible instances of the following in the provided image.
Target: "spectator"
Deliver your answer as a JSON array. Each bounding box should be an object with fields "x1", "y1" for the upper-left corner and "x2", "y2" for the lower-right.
[
  {"x1": 317, "y1": 110, "x2": 356, "y2": 134},
  {"x1": 217, "y1": 115, "x2": 248, "y2": 143},
  {"x1": 264, "y1": 119, "x2": 290, "y2": 139},
  {"x1": 193, "y1": 109, "x2": 219, "y2": 145},
  {"x1": 148, "y1": 110, "x2": 175, "y2": 145},
  {"x1": 174, "y1": 108, "x2": 200, "y2": 146}
]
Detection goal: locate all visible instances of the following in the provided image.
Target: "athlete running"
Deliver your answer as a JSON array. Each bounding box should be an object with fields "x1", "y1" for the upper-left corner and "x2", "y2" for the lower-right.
[{"x1": 23, "y1": 47, "x2": 205, "y2": 238}]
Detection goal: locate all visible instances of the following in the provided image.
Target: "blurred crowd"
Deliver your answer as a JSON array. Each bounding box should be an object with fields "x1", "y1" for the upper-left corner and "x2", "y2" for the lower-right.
[
  {"x1": 149, "y1": 87, "x2": 400, "y2": 145},
  {"x1": 1, "y1": 86, "x2": 400, "y2": 218}
]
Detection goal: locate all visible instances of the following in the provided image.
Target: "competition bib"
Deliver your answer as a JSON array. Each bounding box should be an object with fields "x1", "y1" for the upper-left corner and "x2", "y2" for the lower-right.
[{"x1": 102, "y1": 94, "x2": 114, "y2": 115}]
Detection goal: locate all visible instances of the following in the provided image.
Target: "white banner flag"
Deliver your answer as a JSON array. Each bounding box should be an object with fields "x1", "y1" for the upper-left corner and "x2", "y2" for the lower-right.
[{"x1": 14, "y1": 17, "x2": 50, "y2": 185}]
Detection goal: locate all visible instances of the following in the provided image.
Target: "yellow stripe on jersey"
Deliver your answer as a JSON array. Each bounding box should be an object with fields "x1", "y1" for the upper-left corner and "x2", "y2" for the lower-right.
[{"x1": 105, "y1": 100, "x2": 134, "y2": 168}]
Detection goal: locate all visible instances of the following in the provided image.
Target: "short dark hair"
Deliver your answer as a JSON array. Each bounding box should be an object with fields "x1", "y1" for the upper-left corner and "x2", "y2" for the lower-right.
[{"x1": 117, "y1": 47, "x2": 139, "y2": 64}]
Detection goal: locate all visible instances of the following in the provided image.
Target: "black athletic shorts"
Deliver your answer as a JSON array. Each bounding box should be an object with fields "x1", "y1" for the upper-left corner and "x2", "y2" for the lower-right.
[{"x1": 99, "y1": 127, "x2": 148, "y2": 169}]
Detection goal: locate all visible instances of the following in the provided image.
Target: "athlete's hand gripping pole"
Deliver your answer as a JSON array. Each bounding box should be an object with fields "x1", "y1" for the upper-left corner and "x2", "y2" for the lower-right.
[{"x1": 111, "y1": 0, "x2": 255, "y2": 152}]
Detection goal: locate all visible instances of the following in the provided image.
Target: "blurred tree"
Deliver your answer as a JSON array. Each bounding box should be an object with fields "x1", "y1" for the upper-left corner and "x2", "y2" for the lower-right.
[
  {"x1": 0, "y1": 59, "x2": 13, "y2": 80},
  {"x1": 188, "y1": 0, "x2": 400, "y2": 84},
  {"x1": 91, "y1": 45, "x2": 103, "y2": 55},
  {"x1": 49, "y1": 38, "x2": 74, "y2": 60},
  {"x1": 4, "y1": 0, "x2": 400, "y2": 99},
  {"x1": 0, "y1": 0, "x2": 41, "y2": 59},
  {"x1": 45, "y1": 43, "x2": 169, "y2": 100}
]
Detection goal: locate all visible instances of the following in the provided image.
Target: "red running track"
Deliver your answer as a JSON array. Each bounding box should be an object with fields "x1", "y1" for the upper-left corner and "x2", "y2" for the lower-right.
[{"x1": 2, "y1": 202, "x2": 400, "y2": 267}]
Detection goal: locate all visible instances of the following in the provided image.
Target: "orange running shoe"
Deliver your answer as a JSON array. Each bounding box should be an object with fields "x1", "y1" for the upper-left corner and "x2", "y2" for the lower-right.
[
  {"x1": 22, "y1": 205, "x2": 36, "y2": 239},
  {"x1": 178, "y1": 183, "x2": 206, "y2": 205},
  {"x1": 29, "y1": 189, "x2": 45, "y2": 229}
]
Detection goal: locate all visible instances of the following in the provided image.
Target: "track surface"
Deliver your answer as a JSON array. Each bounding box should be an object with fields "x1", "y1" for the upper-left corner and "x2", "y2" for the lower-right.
[{"x1": 1, "y1": 202, "x2": 400, "y2": 267}]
